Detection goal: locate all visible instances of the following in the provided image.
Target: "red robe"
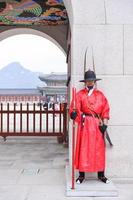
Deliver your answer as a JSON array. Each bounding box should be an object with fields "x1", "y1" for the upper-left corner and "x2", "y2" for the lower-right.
[{"x1": 70, "y1": 88, "x2": 110, "y2": 172}]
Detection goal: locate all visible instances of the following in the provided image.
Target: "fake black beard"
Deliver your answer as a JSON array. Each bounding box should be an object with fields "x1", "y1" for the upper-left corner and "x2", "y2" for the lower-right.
[{"x1": 87, "y1": 86, "x2": 94, "y2": 90}]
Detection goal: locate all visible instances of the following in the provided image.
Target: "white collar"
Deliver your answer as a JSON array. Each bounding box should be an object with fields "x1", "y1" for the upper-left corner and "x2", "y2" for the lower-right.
[{"x1": 86, "y1": 87, "x2": 94, "y2": 96}]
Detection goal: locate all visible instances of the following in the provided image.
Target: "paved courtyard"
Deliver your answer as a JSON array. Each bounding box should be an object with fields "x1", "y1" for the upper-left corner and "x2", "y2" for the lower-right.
[{"x1": 0, "y1": 136, "x2": 132, "y2": 200}]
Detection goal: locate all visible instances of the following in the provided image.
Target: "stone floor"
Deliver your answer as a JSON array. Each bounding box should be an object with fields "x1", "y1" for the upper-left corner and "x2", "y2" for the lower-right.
[{"x1": 0, "y1": 136, "x2": 132, "y2": 200}]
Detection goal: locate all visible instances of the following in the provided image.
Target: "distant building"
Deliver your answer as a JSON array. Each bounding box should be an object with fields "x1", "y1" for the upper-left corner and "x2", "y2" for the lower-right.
[
  {"x1": 38, "y1": 72, "x2": 67, "y2": 103},
  {"x1": 0, "y1": 89, "x2": 41, "y2": 104}
]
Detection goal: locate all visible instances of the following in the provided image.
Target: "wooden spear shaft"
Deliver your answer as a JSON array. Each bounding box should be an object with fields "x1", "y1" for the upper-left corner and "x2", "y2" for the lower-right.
[{"x1": 71, "y1": 87, "x2": 76, "y2": 190}]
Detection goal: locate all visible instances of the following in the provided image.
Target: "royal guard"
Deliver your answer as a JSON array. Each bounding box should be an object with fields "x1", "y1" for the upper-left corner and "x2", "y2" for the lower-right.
[{"x1": 70, "y1": 69, "x2": 110, "y2": 184}]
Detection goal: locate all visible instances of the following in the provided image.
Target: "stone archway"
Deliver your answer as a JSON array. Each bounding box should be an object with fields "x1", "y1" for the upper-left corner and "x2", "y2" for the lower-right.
[
  {"x1": 0, "y1": 28, "x2": 67, "y2": 55},
  {"x1": 0, "y1": 0, "x2": 73, "y2": 53},
  {"x1": 0, "y1": 0, "x2": 74, "y2": 176}
]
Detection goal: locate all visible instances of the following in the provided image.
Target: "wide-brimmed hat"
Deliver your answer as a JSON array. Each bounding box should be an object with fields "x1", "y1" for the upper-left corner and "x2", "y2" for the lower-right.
[{"x1": 80, "y1": 70, "x2": 101, "y2": 82}]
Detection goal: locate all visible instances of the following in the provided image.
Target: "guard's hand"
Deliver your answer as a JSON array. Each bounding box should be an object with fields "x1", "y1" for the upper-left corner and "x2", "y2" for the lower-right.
[
  {"x1": 70, "y1": 111, "x2": 78, "y2": 120},
  {"x1": 99, "y1": 124, "x2": 107, "y2": 134}
]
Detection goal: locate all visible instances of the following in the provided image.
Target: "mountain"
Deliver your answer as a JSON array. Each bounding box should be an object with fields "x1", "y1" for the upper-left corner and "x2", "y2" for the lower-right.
[{"x1": 0, "y1": 62, "x2": 44, "y2": 89}]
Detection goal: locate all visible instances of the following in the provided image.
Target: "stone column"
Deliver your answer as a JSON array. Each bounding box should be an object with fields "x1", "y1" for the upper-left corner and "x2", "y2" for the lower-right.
[{"x1": 68, "y1": 0, "x2": 133, "y2": 179}]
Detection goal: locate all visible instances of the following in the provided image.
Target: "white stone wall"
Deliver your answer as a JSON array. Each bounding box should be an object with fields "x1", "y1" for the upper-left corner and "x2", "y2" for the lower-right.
[{"x1": 68, "y1": 0, "x2": 133, "y2": 178}]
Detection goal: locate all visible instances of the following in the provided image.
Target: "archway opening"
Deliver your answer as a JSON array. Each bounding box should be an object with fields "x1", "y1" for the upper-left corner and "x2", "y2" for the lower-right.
[
  {"x1": 0, "y1": 32, "x2": 67, "y2": 103},
  {"x1": 0, "y1": 0, "x2": 72, "y2": 143}
]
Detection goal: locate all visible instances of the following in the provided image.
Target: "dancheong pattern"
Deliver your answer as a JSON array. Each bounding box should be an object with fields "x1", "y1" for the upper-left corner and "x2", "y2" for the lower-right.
[{"x1": 0, "y1": 0, "x2": 68, "y2": 25}]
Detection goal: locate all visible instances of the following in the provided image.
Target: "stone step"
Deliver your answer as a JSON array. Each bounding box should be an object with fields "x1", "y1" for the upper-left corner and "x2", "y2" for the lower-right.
[{"x1": 65, "y1": 165, "x2": 119, "y2": 197}]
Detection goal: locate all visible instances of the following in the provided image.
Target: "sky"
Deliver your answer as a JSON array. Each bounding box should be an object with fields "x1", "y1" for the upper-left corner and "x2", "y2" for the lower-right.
[{"x1": 0, "y1": 34, "x2": 67, "y2": 74}]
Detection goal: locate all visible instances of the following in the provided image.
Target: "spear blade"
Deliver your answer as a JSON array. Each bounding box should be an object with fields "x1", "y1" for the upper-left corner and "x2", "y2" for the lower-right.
[{"x1": 84, "y1": 47, "x2": 88, "y2": 73}]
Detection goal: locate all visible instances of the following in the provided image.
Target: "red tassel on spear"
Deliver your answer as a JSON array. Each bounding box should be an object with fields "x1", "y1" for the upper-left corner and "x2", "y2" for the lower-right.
[{"x1": 71, "y1": 87, "x2": 76, "y2": 190}]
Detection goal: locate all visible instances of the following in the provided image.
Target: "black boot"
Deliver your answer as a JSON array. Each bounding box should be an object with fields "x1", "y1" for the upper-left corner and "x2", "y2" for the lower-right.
[
  {"x1": 76, "y1": 171, "x2": 85, "y2": 184},
  {"x1": 98, "y1": 171, "x2": 110, "y2": 184}
]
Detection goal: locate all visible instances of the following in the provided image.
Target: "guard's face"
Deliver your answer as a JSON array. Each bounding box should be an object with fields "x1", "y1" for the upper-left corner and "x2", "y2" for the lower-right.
[{"x1": 85, "y1": 80, "x2": 95, "y2": 87}]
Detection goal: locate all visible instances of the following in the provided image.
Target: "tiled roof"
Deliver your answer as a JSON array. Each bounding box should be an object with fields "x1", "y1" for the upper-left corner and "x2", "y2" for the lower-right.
[
  {"x1": 0, "y1": 89, "x2": 41, "y2": 95},
  {"x1": 39, "y1": 73, "x2": 67, "y2": 82}
]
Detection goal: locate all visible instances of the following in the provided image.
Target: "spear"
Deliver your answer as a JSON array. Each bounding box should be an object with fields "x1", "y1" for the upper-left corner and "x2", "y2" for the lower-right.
[{"x1": 71, "y1": 87, "x2": 76, "y2": 189}]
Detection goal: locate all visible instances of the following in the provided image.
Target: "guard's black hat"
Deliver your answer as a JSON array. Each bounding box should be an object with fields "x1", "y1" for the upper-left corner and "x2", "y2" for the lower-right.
[{"x1": 80, "y1": 70, "x2": 101, "y2": 82}]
